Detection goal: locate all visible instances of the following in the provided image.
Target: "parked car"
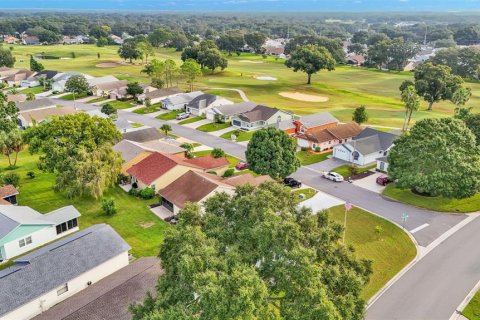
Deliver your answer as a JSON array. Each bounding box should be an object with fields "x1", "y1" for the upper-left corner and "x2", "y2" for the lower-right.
[
  {"x1": 176, "y1": 112, "x2": 190, "y2": 120},
  {"x1": 235, "y1": 161, "x2": 249, "y2": 170},
  {"x1": 283, "y1": 177, "x2": 302, "y2": 188},
  {"x1": 376, "y1": 175, "x2": 392, "y2": 186},
  {"x1": 322, "y1": 172, "x2": 344, "y2": 182}
]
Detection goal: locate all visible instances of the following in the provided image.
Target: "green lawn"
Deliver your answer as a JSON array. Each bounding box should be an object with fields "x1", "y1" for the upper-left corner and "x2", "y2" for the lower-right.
[
  {"x1": 292, "y1": 188, "x2": 317, "y2": 204},
  {"x1": 8, "y1": 44, "x2": 480, "y2": 127},
  {"x1": 179, "y1": 116, "x2": 204, "y2": 124},
  {"x1": 86, "y1": 96, "x2": 108, "y2": 104},
  {"x1": 192, "y1": 150, "x2": 240, "y2": 168},
  {"x1": 333, "y1": 164, "x2": 376, "y2": 178},
  {"x1": 131, "y1": 122, "x2": 144, "y2": 128},
  {"x1": 204, "y1": 89, "x2": 244, "y2": 103},
  {"x1": 59, "y1": 92, "x2": 89, "y2": 100},
  {"x1": 20, "y1": 86, "x2": 46, "y2": 94},
  {"x1": 133, "y1": 103, "x2": 162, "y2": 114},
  {"x1": 383, "y1": 184, "x2": 480, "y2": 213},
  {"x1": 463, "y1": 289, "x2": 480, "y2": 320},
  {"x1": 102, "y1": 100, "x2": 136, "y2": 109},
  {"x1": 296, "y1": 150, "x2": 332, "y2": 166},
  {"x1": 197, "y1": 122, "x2": 231, "y2": 132},
  {"x1": 156, "y1": 110, "x2": 182, "y2": 120},
  {"x1": 220, "y1": 129, "x2": 254, "y2": 142},
  {"x1": 328, "y1": 205, "x2": 416, "y2": 300},
  {"x1": 1, "y1": 151, "x2": 169, "y2": 257}
]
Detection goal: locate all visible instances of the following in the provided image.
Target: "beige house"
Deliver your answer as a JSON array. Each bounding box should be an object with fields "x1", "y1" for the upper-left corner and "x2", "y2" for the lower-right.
[{"x1": 18, "y1": 106, "x2": 77, "y2": 128}]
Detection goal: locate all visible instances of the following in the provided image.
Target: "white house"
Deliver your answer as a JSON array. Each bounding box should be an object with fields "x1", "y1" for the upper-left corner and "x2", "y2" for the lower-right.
[
  {"x1": 206, "y1": 101, "x2": 258, "y2": 121},
  {"x1": 376, "y1": 156, "x2": 389, "y2": 172},
  {"x1": 186, "y1": 94, "x2": 233, "y2": 116},
  {"x1": 332, "y1": 128, "x2": 398, "y2": 166},
  {"x1": 51, "y1": 72, "x2": 86, "y2": 92},
  {"x1": 161, "y1": 91, "x2": 203, "y2": 111},
  {"x1": 138, "y1": 87, "x2": 183, "y2": 105},
  {"x1": 0, "y1": 224, "x2": 130, "y2": 320},
  {"x1": 0, "y1": 205, "x2": 81, "y2": 261},
  {"x1": 231, "y1": 105, "x2": 293, "y2": 131}
]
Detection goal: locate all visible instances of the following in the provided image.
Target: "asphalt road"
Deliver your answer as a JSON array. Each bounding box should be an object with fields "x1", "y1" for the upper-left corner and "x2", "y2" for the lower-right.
[
  {"x1": 61, "y1": 99, "x2": 479, "y2": 318},
  {"x1": 366, "y1": 215, "x2": 480, "y2": 320}
]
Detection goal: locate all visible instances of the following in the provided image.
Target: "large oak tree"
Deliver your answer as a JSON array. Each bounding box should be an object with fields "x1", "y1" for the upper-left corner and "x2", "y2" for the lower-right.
[{"x1": 285, "y1": 44, "x2": 335, "y2": 84}]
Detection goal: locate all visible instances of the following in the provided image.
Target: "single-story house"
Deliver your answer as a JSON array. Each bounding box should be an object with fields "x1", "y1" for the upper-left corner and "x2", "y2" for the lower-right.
[
  {"x1": 376, "y1": 156, "x2": 389, "y2": 172},
  {"x1": 231, "y1": 104, "x2": 293, "y2": 131},
  {"x1": 0, "y1": 185, "x2": 19, "y2": 205},
  {"x1": 0, "y1": 224, "x2": 130, "y2": 320},
  {"x1": 90, "y1": 80, "x2": 128, "y2": 98},
  {"x1": 18, "y1": 106, "x2": 77, "y2": 128},
  {"x1": 121, "y1": 127, "x2": 165, "y2": 143},
  {"x1": 3, "y1": 36, "x2": 18, "y2": 44},
  {"x1": 186, "y1": 94, "x2": 233, "y2": 116},
  {"x1": 206, "y1": 101, "x2": 258, "y2": 122},
  {"x1": 126, "y1": 152, "x2": 229, "y2": 191},
  {"x1": 161, "y1": 91, "x2": 203, "y2": 111},
  {"x1": 114, "y1": 139, "x2": 185, "y2": 174},
  {"x1": 23, "y1": 35, "x2": 40, "y2": 45},
  {"x1": 16, "y1": 98, "x2": 57, "y2": 112},
  {"x1": 293, "y1": 112, "x2": 339, "y2": 135},
  {"x1": 159, "y1": 170, "x2": 235, "y2": 214},
  {"x1": 296, "y1": 122, "x2": 364, "y2": 151},
  {"x1": 138, "y1": 87, "x2": 183, "y2": 105},
  {"x1": 333, "y1": 128, "x2": 398, "y2": 166},
  {"x1": 0, "y1": 69, "x2": 36, "y2": 87},
  {"x1": 221, "y1": 173, "x2": 273, "y2": 187},
  {"x1": 6, "y1": 94, "x2": 27, "y2": 103},
  {"x1": 0, "y1": 205, "x2": 81, "y2": 261},
  {"x1": 51, "y1": 72, "x2": 85, "y2": 92},
  {"x1": 20, "y1": 70, "x2": 58, "y2": 88},
  {"x1": 264, "y1": 39, "x2": 286, "y2": 56},
  {"x1": 347, "y1": 53, "x2": 366, "y2": 66}
]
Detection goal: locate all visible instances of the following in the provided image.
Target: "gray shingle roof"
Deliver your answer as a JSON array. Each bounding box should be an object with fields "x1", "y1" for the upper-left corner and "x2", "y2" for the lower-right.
[
  {"x1": 42, "y1": 206, "x2": 81, "y2": 224},
  {"x1": 187, "y1": 94, "x2": 217, "y2": 110},
  {"x1": 0, "y1": 224, "x2": 131, "y2": 317},
  {"x1": 122, "y1": 127, "x2": 165, "y2": 143},
  {"x1": 352, "y1": 128, "x2": 398, "y2": 155},
  {"x1": 298, "y1": 112, "x2": 339, "y2": 128},
  {"x1": 17, "y1": 98, "x2": 56, "y2": 112},
  {"x1": 212, "y1": 102, "x2": 258, "y2": 117},
  {"x1": 145, "y1": 87, "x2": 182, "y2": 99},
  {"x1": 238, "y1": 105, "x2": 281, "y2": 122},
  {"x1": 0, "y1": 214, "x2": 19, "y2": 240}
]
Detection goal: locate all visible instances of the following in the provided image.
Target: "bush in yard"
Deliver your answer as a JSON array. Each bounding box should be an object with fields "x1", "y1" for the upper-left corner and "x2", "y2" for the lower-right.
[
  {"x1": 101, "y1": 198, "x2": 117, "y2": 216},
  {"x1": 128, "y1": 188, "x2": 139, "y2": 197},
  {"x1": 348, "y1": 165, "x2": 360, "y2": 176},
  {"x1": 26, "y1": 171, "x2": 35, "y2": 179},
  {"x1": 139, "y1": 187, "x2": 155, "y2": 199},
  {"x1": 3, "y1": 172, "x2": 20, "y2": 187},
  {"x1": 223, "y1": 168, "x2": 235, "y2": 177},
  {"x1": 101, "y1": 104, "x2": 117, "y2": 115},
  {"x1": 144, "y1": 97, "x2": 152, "y2": 107},
  {"x1": 315, "y1": 147, "x2": 321, "y2": 152},
  {"x1": 117, "y1": 173, "x2": 129, "y2": 184},
  {"x1": 211, "y1": 148, "x2": 225, "y2": 158}
]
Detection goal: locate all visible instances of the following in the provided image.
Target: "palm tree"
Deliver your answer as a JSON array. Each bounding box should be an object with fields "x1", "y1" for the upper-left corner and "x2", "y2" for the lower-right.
[
  {"x1": 26, "y1": 92, "x2": 35, "y2": 101},
  {"x1": 160, "y1": 124, "x2": 172, "y2": 137},
  {"x1": 180, "y1": 143, "x2": 194, "y2": 158},
  {"x1": 401, "y1": 85, "x2": 420, "y2": 132}
]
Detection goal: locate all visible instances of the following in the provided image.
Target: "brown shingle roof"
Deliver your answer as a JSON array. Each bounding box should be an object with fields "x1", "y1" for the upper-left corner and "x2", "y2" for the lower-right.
[
  {"x1": 20, "y1": 106, "x2": 77, "y2": 124},
  {"x1": 298, "y1": 122, "x2": 363, "y2": 143},
  {"x1": 145, "y1": 88, "x2": 182, "y2": 99},
  {"x1": 126, "y1": 153, "x2": 182, "y2": 185},
  {"x1": 159, "y1": 171, "x2": 231, "y2": 209},
  {"x1": 238, "y1": 105, "x2": 280, "y2": 122},
  {"x1": 0, "y1": 185, "x2": 18, "y2": 198},
  {"x1": 183, "y1": 155, "x2": 230, "y2": 170},
  {"x1": 223, "y1": 174, "x2": 273, "y2": 187}
]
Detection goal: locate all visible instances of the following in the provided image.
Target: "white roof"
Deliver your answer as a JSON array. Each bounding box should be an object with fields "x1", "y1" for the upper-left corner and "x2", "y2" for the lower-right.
[{"x1": 88, "y1": 75, "x2": 119, "y2": 86}]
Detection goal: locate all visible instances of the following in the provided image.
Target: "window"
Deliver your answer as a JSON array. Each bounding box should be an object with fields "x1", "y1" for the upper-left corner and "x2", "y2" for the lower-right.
[
  {"x1": 353, "y1": 151, "x2": 360, "y2": 161},
  {"x1": 57, "y1": 283, "x2": 69, "y2": 296},
  {"x1": 25, "y1": 236, "x2": 32, "y2": 245},
  {"x1": 19, "y1": 239, "x2": 25, "y2": 248},
  {"x1": 56, "y1": 218, "x2": 78, "y2": 235}
]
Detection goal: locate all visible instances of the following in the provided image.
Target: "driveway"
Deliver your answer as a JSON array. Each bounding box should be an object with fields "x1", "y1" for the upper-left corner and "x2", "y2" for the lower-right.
[
  {"x1": 351, "y1": 172, "x2": 386, "y2": 194},
  {"x1": 209, "y1": 126, "x2": 234, "y2": 137},
  {"x1": 305, "y1": 157, "x2": 349, "y2": 173},
  {"x1": 298, "y1": 191, "x2": 345, "y2": 212},
  {"x1": 182, "y1": 118, "x2": 212, "y2": 129}
]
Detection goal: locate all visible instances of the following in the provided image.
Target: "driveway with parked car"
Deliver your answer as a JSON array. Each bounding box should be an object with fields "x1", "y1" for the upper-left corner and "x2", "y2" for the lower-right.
[{"x1": 351, "y1": 172, "x2": 388, "y2": 194}]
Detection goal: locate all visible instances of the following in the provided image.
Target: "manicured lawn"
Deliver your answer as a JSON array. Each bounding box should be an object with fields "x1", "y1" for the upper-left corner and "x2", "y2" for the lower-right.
[
  {"x1": 205, "y1": 89, "x2": 244, "y2": 103},
  {"x1": 179, "y1": 116, "x2": 204, "y2": 125},
  {"x1": 220, "y1": 129, "x2": 254, "y2": 142},
  {"x1": 102, "y1": 100, "x2": 136, "y2": 109},
  {"x1": 383, "y1": 184, "x2": 480, "y2": 213},
  {"x1": 296, "y1": 150, "x2": 332, "y2": 166},
  {"x1": 20, "y1": 86, "x2": 46, "y2": 94},
  {"x1": 131, "y1": 122, "x2": 144, "y2": 128},
  {"x1": 197, "y1": 122, "x2": 231, "y2": 132},
  {"x1": 59, "y1": 92, "x2": 89, "y2": 100},
  {"x1": 133, "y1": 103, "x2": 162, "y2": 114},
  {"x1": 333, "y1": 163, "x2": 376, "y2": 178},
  {"x1": 156, "y1": 110, "x2": 182, "y2": 120},
  {"x1": 463, "y1": 289, "x2": 480, "y2": 320},
  {"x1": 86, "y1": 96, "x2": 108, "y2": 104},
  {"x1": 192, "y1": 150, "x2": 240, "y2": 168},
  {"x1": 0, "y1": 151, "x2": 169, "y2": 257},
  {"x1": 8, "y1": 44, "x2": 480, "y2": 127},
  {"x1": 292, "y1": 188, "x2": 317, "y2": 203},
  {"x1": 328, "y1": 205, "x2": 417, "y2": 300}
]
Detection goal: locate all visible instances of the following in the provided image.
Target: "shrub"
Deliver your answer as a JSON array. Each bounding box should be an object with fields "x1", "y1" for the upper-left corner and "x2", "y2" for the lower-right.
[
  {"x1": 3, "y1": 172, "x2": 20, "y2": 187},
  {"x1": 301, "y1": 147, "x2": 309, "y2": 152},
  {"x1": 223, "y1": 168, "x2": 235, "y2": 177},
  {"x1": 101, "y1": 198, "x2": 117, "y2": 216},
  {"x1": 145, "y1": 97, "x2": 152, "y2": 107},
  {"x1": 26, "y1": 171, "x2": 35, "y2": 179},
  {"x1": 128, "y1": 188, "x2": 139, "y2": 197},
  {"x1": 139, "y1": 187, "x2": 155, "y2": 199},
  {"x1": 211, "y1": 148, "x2": 225, "y2": 158},
  {"x1": 262, "y1": 54, "x2": 268, "y2": 59},
  {"x1": 315, "y1": 147, "x2": 321, "y2": 152},
  {"x1": 348, "y1": 165, "x2": 359, "y2": 176}
]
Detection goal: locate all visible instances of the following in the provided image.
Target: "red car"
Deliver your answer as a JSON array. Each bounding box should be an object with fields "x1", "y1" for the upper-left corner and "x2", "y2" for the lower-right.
[
  {"x1": 235, "y1": 161, "x2": 249, "y2": 170},
  {"x1": 376, "y1": 175, "x2": 392, "y2": 186}
]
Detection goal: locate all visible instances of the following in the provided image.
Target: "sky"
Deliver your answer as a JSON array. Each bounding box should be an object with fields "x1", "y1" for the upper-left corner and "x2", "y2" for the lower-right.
[{"x1": 1, "y1": 0, "x2": 480, "y2": 11}]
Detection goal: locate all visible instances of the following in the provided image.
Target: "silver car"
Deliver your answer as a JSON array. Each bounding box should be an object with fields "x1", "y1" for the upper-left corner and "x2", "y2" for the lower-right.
[{"x1": 322, "y1": 172, "x2": 344, "y2": 182}]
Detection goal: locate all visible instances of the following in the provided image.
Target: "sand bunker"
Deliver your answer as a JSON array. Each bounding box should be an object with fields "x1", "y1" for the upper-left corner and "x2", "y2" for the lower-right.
[
  {"x1": 255, "y1": 76, "x2": 277, "y2": 81},
  {"x1": 239, "y1": 60, "x2": 263, "y2": 64},
  {"x1": 96, "y1": 62, "x2": 126, "y2": 68},
  {"x1": 279, "y1": 92, "x2": 329, "y2": 102}
]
